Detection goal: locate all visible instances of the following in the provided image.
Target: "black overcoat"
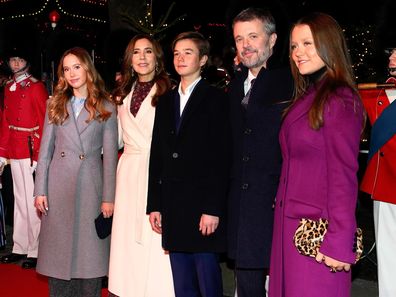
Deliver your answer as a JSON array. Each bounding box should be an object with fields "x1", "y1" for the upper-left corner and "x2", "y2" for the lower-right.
[
  {"x1": 147, "y1": 79, "x2": 230, "y2": 253},
  {"x1": 227, "y1": 65, "x2": 294, "y2": 268}
]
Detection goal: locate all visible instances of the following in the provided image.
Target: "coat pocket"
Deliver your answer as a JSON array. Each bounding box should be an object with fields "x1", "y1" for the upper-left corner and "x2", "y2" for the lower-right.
[{"x1": 284, "y1": 198, "x2": 323, "y2": 220}]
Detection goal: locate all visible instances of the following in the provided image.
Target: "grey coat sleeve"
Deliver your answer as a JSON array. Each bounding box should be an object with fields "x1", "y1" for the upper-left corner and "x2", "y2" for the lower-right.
[
  {"x1": 101, "y1": 103, "x2": 118, "y2": 203},
  {"x1": 34, "y1": 110, "x2": 56, "y2": 197}
]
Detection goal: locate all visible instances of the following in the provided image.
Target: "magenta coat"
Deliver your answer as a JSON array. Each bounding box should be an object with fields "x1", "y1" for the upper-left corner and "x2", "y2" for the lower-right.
[{"x1": 269, "y1": 85, "x2": 364, "y2": 297}]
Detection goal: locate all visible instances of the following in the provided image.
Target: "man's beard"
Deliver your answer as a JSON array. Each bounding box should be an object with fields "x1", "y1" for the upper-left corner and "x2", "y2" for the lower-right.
[{"x1": 241, "y1": 48, "x2": 271, "y2": 69}]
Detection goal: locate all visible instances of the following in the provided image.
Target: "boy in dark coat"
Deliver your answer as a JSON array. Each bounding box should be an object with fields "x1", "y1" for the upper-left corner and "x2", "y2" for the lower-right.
[{"x1": 147, "y1": 31, "x2": 230, "y2": 297}]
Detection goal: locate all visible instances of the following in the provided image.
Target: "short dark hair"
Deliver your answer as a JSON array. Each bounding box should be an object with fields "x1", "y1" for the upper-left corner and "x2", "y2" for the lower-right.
[
  {"x1": 171, "y1": 31, "x2": 210, "y2": 59},
  {"x1": 232, "y1": 7, "x2": 276, "y2": 35}
]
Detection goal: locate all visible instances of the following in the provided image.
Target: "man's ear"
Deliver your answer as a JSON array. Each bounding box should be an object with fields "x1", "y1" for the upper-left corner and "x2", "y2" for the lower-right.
[
  {"x1": 269, "y1": 33, "x2": 277, "y2": 50},
  {"x1": 200, "y1": 55, "x2": 208, "y2": 67}
]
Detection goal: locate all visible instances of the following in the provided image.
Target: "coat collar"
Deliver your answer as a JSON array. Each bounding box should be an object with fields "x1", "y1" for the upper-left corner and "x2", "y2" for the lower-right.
[
  {"x1": 282, "y1": 86, "x2": 316, "y2": 129},
  {"x1": 176, "y1": 79, "x2": 207, "y2": 134},
  {"x1": 66, "y1": 101, "x2": 92, "y2": 152},
  {"x1": 128, "y1": 83, "x2": 156, "y2": 122}
]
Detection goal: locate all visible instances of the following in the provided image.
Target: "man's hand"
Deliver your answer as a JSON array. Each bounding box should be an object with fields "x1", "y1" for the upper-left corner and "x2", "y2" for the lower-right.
[
  {"x1": 29, "y1": 160, "x2": 37, "y2": 175},
  {"x1": 199, "y1": 214, "x2": 219, "y2": 236},
  {"x1": 0, "y1": 157, "x2": 6, "y2": 175},
  {"x1": 149, "y1": 211, "x2": 163, "y2": 234},
  {"x1": 149, "y1": 211, "x2": 162, "y2": 234},
  {"x1": 0, "y1": 157, "x2": 7, "y2": 176}
]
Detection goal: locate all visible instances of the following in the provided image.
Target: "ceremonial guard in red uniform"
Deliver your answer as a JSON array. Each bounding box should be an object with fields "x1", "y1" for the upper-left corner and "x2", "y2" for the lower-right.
[
  {"x1": 0, "y1": 48, "x2": 48, "y2": 268},
  {"x1": 360, "y1": 45, "x2": 396, "y2": 296}
]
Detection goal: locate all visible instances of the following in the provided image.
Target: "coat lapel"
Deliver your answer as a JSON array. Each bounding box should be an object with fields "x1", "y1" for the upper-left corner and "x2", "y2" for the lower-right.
[
  {"x1": 282, "y1": 88, "x2": 315, "y2": 130},
  {"x1": 177, "y1": 80, "x2": 206, "y2": 134},
  {"x1": 134, "y1": 84, "x2": 156, "y2": 122},
  {"x1": 121, "y1": 84, "x2": 156, "y2": 137},
  {"x1": 66, "y1": 101, "x2": 84, "y2": 151},
  {"x1": 76, "y1": 107, "x2": 90, "y2": 134}
]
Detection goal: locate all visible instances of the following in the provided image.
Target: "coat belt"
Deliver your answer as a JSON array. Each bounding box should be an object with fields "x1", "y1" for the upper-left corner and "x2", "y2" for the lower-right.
[{"x1": 9, "y1": 125, "x2": 39, "y2": 132}]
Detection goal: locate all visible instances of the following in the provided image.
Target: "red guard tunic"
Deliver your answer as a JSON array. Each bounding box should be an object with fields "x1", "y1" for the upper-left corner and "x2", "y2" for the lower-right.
[
  {"x1": 0, "y1": 74, "x2": 48, "y2": 258},
  {"x1": 360, "y1": 77, "x2": 396, "y2": 204},
  {"x1": 0, "y1": 76, "x2": 48, "y2": 161}
]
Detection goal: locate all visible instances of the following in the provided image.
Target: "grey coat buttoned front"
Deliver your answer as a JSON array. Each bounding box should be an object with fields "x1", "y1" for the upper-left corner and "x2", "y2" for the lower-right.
[{"x1": 34, "y1": 100, "x2": 118, "y2": 280}]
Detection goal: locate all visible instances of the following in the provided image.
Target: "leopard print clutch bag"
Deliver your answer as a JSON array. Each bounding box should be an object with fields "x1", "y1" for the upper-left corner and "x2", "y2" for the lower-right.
[{"x1": 293, "y1": 218, "x2": 363, "y2": 263}]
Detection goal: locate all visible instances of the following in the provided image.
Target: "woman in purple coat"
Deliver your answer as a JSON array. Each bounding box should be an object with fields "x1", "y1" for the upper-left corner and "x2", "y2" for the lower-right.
[{"x1": 269, "y1": 13, "x2": 365, "y2": 297}]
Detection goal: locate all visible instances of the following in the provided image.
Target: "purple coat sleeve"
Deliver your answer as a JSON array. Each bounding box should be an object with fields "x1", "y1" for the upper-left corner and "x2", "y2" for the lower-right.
[{"x1": 319, "y1": 89, "x2": 363, "y2": 263}]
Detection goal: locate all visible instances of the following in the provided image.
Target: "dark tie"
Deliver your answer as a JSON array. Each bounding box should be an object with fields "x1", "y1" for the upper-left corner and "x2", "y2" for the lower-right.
[{"x1": 241, "y1": 78, "x2": 256, "y2": 108}]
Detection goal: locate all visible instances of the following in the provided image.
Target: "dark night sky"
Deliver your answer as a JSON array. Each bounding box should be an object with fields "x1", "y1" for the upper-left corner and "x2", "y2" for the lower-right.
[
  {"x1": 169, "y1": 0, "x2": 383, "y2": 25},
  {"x1": 1, "y1": 0, "x2": 394, "y2": 83}
]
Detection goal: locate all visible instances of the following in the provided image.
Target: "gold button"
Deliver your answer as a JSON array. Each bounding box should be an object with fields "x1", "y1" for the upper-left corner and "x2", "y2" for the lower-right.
[
  {"x1": 61, "y1": 152, "x2": 65, "y2": 157},
  {"x1": 79, "y1": 154, "x2": 85, "y2": 160}
]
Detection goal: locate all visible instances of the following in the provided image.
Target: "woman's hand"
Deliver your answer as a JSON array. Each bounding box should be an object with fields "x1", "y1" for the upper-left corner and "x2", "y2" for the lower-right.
[
  {"x1": 101, "y1": 202, "x2": 114, "y2": 218},
  {"x1": 35, "y1": 195, "x2": 48, "y2": 215},
  {"x1": 316, "y1": 251, "x2": 351, "y2": 272}
]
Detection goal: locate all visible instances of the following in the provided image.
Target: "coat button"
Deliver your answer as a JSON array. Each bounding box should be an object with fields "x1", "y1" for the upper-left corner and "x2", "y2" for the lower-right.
[
  {"x1": 61, "y1": 152, "x2": 65, "y2": 157},
  {"x1": 172, "y1": 152, "x2": 179, "y2": 159},
  {"x1": 378, "y1": 100, "x2": 383, "y2": 106},
  {"x1": 242, "y1": 155, "x2": 250, "y2": 162},
  {"x1": 170, "y1": 130, "x2": 175, "y2": 135},
  {"x1": 241, "y1": 183, "x2": 249, "y2": 190},
  {"x1": 21, "y1": 94, "x2": 25, "y2": 98},
  {"x1": 244, "y1": 128, "x2": 252, "y2": 135},
  {"x1": 379, "y1": 151, "x2": 384, "y2": 157},
  {"x1": 79, "y1": 154, "x2": 85, "y2": 160}
]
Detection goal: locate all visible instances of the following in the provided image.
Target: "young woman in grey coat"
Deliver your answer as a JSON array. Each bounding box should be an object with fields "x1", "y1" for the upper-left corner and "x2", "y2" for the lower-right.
[{"x1": 34, "y1": 47, "x2": 118, "y2": 297}]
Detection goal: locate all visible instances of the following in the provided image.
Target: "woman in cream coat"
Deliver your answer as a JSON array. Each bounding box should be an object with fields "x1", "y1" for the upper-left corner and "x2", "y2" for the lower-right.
[{"x1": 108, "y1": 34, "x2": 174, "y2": 297}]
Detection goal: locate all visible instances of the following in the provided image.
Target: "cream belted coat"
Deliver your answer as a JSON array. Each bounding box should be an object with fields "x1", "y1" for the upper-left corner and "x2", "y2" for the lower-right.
[{"x1": 108, "y1": 85, "x2": 174, "y2": 297}]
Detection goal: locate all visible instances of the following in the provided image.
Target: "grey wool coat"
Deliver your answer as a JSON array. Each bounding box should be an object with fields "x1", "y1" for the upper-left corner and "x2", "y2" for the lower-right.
[{"x1": 34, "y1": 100, "x2": 118, "y2": 280}]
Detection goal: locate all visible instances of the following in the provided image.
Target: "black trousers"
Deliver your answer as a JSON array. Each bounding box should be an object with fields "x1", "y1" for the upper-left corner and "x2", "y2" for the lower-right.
[
  {"x1": 235, "y1": 268, "x2": 268, "y2": 297},
  {"x1": 48, "y1": 277, "x2": 102, "y2": 297}
]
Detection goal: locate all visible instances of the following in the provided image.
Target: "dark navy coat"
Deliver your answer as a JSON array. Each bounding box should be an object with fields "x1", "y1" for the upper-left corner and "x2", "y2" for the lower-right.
[
  {"x1": 227, "y1": 65, "x2": 293, "y2": 268},
  {"x1": 147, "y1": 79, "x2": 230, "y2": 253}
]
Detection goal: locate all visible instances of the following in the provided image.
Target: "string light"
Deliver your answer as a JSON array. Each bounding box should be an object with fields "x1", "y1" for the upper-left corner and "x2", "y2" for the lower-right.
[
  {"x1": 0, "y1": 0, "x2": 51, "y2": 21},
  {"x1": 55, "y1": 0, "x2": 107, "y2": 23},
  {"x1": 344, "y1": 24, "x2": 377, "y2": 81},
  {"x1": 80, "y1": 0, "x2": 107, "y2": 5},
  {"x1": 0, "y1": 0, "x2": 107, "y2": 23},
  {"x1": 119, "y1": 0, "x2": 185, "y2": 39}
]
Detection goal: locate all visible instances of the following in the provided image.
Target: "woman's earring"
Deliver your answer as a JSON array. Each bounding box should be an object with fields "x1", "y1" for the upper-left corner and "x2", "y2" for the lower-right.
[{"x1": 131, "y1": 66, "x2": 135, "y2": 76}]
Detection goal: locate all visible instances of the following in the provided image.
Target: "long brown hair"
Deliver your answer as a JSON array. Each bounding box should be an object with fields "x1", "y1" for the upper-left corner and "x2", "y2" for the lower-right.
[
  {"x1": 113, "y1": 34, "x2": 171, "y2": 106},
  {"x1": 289, "y1": 12, "x2": 360, "y2": 130},
  {"x1": 47, "y1": 47, "x2": 112, "y2": 125}
]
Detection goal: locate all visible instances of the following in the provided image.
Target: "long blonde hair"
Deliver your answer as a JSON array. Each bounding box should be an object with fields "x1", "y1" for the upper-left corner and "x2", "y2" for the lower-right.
[{"x1": 47, "y1": 47, "x2": 112, "y2": 125}]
